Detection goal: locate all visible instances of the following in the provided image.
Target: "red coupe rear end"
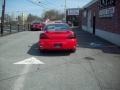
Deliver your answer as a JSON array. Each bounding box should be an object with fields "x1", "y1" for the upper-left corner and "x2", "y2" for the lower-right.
[
  {"x1": 38, "y1": 23, "x2": 77, "y2": 52},
  {"x1": 30, "y1": 22, "x2": 45, "y2": 31}
]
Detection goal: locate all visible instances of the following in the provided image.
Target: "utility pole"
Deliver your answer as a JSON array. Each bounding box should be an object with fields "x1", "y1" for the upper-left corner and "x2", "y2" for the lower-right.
[
  {"x1": 22, "y1": 12, "x2": 24, "y2": 25},
  {"x1": 1, "y1": 0, "x2": 6, "y2": 35},
  {"x1": 64, "y1": 0, "x2": 66, "y2": 22}
]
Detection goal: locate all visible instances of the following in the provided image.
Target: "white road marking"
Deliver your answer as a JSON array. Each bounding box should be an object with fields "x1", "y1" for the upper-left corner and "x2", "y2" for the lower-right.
[
  {"x1": 90, "y1": 42, "x2": 102, "y2": 47},
  {"x1": 13, "y1": 65, "x2": 31, "y2": 90},
  {"x1": 13, "y1": 57, "x2": 44, "y2": 89},
  {"x1": 14, "y1": 57, "x2": 45, "y2": 64}
]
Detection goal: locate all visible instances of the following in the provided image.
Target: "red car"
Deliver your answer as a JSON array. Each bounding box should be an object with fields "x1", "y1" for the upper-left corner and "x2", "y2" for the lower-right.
[
  {"x1": 30, "y1": 22, "x2": 45, "y2": 31},
  {"x1": 38, "y1": 23, "x2": 77, "y2": 52}
]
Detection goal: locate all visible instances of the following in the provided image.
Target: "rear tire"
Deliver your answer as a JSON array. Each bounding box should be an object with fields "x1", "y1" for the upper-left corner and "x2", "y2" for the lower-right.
[
  {"x1": 39, "y1": 49, "x2": 46, "y2": 53},
  {"x1": 30, "y1": 28, "x2": 33, "y2": 31},
  {"x1": 70, "y1": 49, "x2": 76, "y2": 53}
]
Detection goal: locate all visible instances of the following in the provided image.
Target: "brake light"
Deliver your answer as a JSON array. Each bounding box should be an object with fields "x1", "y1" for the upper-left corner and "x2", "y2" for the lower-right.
[
  {"x1": 68, "y1": 34, "x2": 76, "y2": 39},
  {"x1": 40, "y1": 33, "x2": 49, "y2": 39}
]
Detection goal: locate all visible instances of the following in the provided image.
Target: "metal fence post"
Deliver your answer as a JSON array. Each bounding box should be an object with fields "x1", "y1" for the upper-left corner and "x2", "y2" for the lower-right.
[
  {"x1": 28, "y1": 24, "x2": 30, "y2": 31},
  {"x1": 10, "y1": 23, "x2": 11, "y2": 33},
  {"x1": 18, "y1": 24, "x2": 19, "y2": 32},
  {"x1": 24, "y1": 24, "x2": 25, "y2": 31}
]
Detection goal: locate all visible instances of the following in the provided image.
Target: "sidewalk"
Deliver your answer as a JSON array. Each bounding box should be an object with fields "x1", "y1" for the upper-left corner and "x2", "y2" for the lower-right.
[
  {"x1": 0, "y1": 29, "x2": 26, "y2": 37},
  {"x1": 74, "y1": 28, "x2": 120, "y2": 54}
]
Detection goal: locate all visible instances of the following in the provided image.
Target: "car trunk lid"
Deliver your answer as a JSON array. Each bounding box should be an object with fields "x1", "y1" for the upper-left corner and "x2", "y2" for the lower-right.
[{"x1": 45, "y1": 30, "x2": 71, "y2": 39}]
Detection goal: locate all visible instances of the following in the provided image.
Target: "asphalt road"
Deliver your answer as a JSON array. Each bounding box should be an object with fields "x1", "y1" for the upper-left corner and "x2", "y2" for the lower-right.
[{"x1": 0, "y1": 29, "x2": 120, "y2": 90}]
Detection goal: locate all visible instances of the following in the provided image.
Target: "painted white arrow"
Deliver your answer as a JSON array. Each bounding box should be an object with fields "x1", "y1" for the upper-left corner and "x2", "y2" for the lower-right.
[{"x1": 14, "y1": 57, "x2": 45, "y2": 64}]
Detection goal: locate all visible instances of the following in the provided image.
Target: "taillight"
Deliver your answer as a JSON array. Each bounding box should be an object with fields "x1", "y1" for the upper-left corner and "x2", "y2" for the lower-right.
[
  {"x1": 40, "y1": 33, "x2": 49, "y2": 39},
  {"x1": 68, "y1": 34, "x2": 76, "y2": 39}
]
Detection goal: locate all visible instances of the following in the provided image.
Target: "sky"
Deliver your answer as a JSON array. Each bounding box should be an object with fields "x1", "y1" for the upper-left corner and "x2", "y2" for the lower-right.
[{"x1": 0, "y1": 0, "x2": 92, "y2": 17}]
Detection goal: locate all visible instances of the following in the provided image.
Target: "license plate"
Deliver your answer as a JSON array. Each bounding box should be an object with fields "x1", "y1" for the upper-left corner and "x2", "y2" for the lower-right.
[
  {"x1": 54, "y1": 44, "x2": 62, "y2": 48},
  {"x1": 55, "y1": 45, "x2": 61, "y2": 48}
]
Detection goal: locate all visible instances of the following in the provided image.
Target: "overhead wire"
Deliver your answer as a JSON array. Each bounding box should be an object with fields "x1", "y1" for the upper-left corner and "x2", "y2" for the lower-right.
[
  {"x1": 26, "y1": 0, "x2": 72, "y2": 15},
  {"x1": 26, "y1": 0, "x2": 49, "y2": 10},
  {"x1": 36, "y1": 0, "x2": 60, "y2": 9},
  {"x1": 43, "y1": 0, "x2": 60, "y2": 7}
]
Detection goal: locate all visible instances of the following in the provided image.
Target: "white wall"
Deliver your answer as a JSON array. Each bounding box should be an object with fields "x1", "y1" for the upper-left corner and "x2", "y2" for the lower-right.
[
  {"x1": 82, "y1": 25, "x2": 93, "y2": 33},
  {"x1": 96, "y1": 29, "x2": 120, "y2": 46},
  {"x1": 82, "y1": 25, "x2": 120, "y2": 46}
]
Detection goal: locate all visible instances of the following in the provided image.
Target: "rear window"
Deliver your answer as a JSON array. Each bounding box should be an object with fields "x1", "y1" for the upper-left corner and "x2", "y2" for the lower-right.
[
  {"x1": 32, "y1": 22, "x2": 44, "y2": 24},
  {"x1": 33, "y1": 23, "x2": 40, "y2": 24},
  {"x1": 45, "y1": 24, "x2": 70, "y2": 31}
]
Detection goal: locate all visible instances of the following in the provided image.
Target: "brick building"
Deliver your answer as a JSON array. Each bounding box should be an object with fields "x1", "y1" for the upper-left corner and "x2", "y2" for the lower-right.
[{"x1": 82, "y1": 0, "x2": 120, "y2": 46}]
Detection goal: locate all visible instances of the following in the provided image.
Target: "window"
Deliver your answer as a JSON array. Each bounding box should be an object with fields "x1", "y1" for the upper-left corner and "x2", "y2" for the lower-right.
[{"x1": 45, "y1": 24, "x2": 70, "y2": 31}]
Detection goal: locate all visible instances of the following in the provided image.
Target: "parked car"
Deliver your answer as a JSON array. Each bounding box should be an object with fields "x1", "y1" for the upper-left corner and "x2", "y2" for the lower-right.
[
  {"x1": 38, "y1": 23, "x2": 77, "y2": 52},
  {"x1": 30, "y1": 22, "x2": 45, "y2": 31}
]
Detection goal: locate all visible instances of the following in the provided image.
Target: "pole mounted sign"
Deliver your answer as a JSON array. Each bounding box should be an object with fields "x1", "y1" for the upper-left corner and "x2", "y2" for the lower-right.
[{"x1": 67, "y1": 8, "x2": 80, "y2": 15}]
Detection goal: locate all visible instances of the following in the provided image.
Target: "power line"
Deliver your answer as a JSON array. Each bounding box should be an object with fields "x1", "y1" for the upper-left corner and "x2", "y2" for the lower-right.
[
  {"x1": 37, "y1": 2, "x2": 53, "y2": 9},
  {"x1": 26, "y1": 0, "x2": 48, "y2": 9},
  {"x1": 27, "y1": 0, "x2": 63, "y2": 12},
  {"x1": 42, "y1": 0, "x2": 60, "y2": 7},
  {"x1": 35, "y1": 0, "x2": 59, "y2": 9}
]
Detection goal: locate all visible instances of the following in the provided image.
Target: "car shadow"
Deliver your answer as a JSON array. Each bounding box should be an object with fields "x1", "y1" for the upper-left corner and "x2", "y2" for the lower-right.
[
  {"x1": 27, "y1": 43, "x2": 71, "y2": 56},
  {"x1": 74, "y1": 28, "x2": 120, "y2": 54},
  {"x1": 29, "y1": 30, "x2": 41, "y2": 32}
]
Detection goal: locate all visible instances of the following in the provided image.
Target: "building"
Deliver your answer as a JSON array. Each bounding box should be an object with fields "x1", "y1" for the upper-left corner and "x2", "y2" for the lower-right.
[
  {"x1": 66, "y1": 8, "x2": 82, "y2": 27},
  {"x1": 82, "y1": 0, "x2": 120, "y2": 46}
]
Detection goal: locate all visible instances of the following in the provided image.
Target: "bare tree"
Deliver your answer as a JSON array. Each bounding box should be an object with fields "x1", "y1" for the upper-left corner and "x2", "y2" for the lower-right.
[
  {"x1": 26, "y1": 14, "x2": 42, "y2": 24},
  {"x1": 42, "y1": 9, "x2": 64, "y2": 21}
]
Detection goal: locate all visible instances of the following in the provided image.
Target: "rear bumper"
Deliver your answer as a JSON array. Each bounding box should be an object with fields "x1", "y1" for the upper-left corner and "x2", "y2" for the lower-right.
[
  {"x1": 31, "y1": 27, "x2": 42, "y2": 30},
  {"x1": 38, "y1": 39, "x2": 77, "y2": 50}
]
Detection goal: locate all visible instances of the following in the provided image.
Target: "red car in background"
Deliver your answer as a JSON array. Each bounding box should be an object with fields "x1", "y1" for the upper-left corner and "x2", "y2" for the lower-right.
[
  {"x1": 30, "y1": 22, "x2": 45, "y2": 31},
  {"x1": 38, "y1": 23, "x2": 77, "y2": 52}
]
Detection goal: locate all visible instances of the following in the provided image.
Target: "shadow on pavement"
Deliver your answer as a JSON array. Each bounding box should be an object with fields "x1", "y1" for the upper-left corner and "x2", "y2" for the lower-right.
[
  {"x1": 27, "y1": 43, "x2": 71, "y2": 56},
  {"x1": 28, "y1": 28, "x2": 120, "y2": 55},
  {"x1": 74, "y1": 28, "x2": 120, "y2": 54}
]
